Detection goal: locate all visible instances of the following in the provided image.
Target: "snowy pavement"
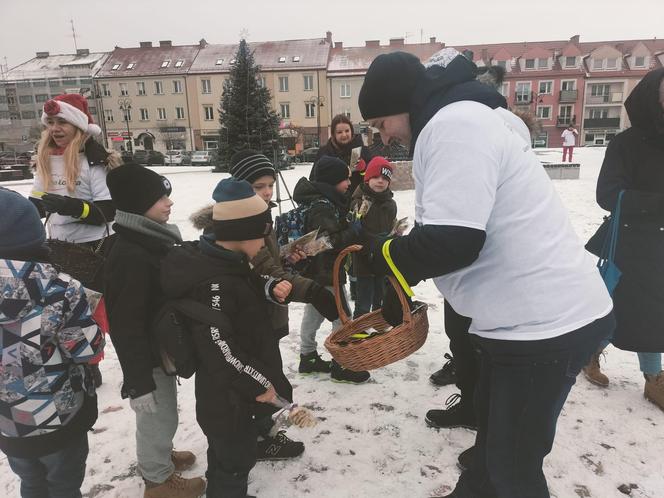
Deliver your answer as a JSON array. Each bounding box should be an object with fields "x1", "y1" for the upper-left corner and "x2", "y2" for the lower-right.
[{"x1": 3, "y1": 147, "x2": 663, "y2": 498}]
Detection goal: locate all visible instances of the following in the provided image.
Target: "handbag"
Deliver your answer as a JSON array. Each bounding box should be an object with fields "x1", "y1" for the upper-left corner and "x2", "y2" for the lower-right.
[{"x1": 594, "y1": 191, "x2": 624, "y2": 296}]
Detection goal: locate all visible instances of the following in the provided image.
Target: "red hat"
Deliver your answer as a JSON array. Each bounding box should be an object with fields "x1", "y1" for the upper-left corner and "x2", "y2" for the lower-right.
[
  {"x1": 41, "y1": 94, "x2": 101, "y2": 136},
  {"x1": 364, "y1": 156, "x2": 393, "y2": 183}
]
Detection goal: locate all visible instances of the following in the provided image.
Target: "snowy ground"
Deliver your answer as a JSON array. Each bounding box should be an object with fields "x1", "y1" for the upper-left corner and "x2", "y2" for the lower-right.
[{"x1": 3, "y1": 147, "x2": 663, "y2": 498}]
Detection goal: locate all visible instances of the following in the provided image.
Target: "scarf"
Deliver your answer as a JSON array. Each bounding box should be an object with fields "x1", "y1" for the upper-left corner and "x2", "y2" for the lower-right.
[{"x1": 114, "y1": 210, "x2": 182, "y2": 244}]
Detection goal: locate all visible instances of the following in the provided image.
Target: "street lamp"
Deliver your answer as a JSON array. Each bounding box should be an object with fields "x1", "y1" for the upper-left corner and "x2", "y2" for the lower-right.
[
  {"x1": 118, "y1": 98, "x2": 132, "y2": 153},
  {"x1": 306, "y1": 95, "x2": 325, "y2": 147}
]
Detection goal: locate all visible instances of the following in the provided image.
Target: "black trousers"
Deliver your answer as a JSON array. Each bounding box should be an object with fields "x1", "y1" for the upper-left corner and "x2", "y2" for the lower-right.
[
  {"x1": 206, "y1": 424, "x2": 257, "y2": 498},
  {"x1": 444, "y1": 300, "x2": 478, "y2": 401}
]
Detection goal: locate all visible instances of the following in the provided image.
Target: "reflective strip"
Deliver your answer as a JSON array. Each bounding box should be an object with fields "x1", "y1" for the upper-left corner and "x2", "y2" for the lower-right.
[
  {"x1": 381, "y1": 239, "x2": 414, "y2": 297},
  {"x1": 80, "y1": 202, "x2": 90, "y2": 219}
]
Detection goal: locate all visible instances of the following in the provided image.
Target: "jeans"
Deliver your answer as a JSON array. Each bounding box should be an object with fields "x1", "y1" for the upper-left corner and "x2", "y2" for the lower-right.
[
  {"x1": 7, "y1": 431, "x2": 89, "y2": 498},
  {"x1": 300, "y1": 285, "x2": 344, "y2": 355},
  {"x1": 206, "y1": 426, "x2": 257, "y2": 498},
  {"x1": 444, "y1": 300, "x2": 478, "y2": 400},
  {"x1": 135, "y1": 367, "x2": 178, "y2": 483},
  {"x1": 452, "y1": 312, "x2": 614, "y2": 498},
  {"x1": 596, "y1": 340, "x2": 661, "y2": 376},
  {"x1": 353, "y1": 275, "x2": 385, "y2": 318}
]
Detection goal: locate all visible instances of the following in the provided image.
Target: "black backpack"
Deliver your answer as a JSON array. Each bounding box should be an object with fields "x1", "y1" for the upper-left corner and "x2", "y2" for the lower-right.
[{"x1": 151, "y1": 298, "x2": 227, "y2": 378}]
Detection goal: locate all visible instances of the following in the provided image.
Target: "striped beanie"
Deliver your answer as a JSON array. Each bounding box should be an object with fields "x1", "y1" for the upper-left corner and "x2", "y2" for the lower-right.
[
  {"x1": 230, "y1": 150, "x2": 276, "y2": 184},
  {"x1": 211, "y1": 178, "x2": 272, "y2": 241}
]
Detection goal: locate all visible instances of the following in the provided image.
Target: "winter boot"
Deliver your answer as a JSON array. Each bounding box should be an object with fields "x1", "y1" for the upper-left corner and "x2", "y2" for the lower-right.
[
  {"x1": 429, "y1": 353, "x2": 457, "y2": 387},
  {"x1": 425, "y1": 393, "x2": 477, "y2": 430},
  {"x1": 298, "y1": 351, "x2": 332, "y2": 374},
  {"x1": 330, "y1": 360, "x2": 370, "y2": 384},
  {"x1": 256, "y1": 430, "x2": 305, "y2": 461},
  {"x1": 457, "y1": 446, "x2": 475, "y2": 472},
  {"x1": 90, "y1": 364, "x2": 103, "y2": 388},
  {"x1": 144, "y1": 473, "x2": 206, "y2": 498},
  {"x1": 171, "y1": 450, "x2": 196, "y2": 472},
  {"x1": 644, "y1": 372, "x2": 664, "y2": 412},
  {"x1": 582, "y1": 350, "x2": 609, "y2": 387}
]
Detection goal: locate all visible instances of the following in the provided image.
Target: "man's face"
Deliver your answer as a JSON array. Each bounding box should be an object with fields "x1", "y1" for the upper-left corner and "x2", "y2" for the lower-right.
[{"x1": 369, "y1": 113, "x2": 412, "y2": 148}]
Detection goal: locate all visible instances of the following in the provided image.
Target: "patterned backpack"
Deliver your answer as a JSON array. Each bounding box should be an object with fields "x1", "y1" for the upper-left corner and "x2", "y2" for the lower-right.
[{"x1": 275, "y1": 198, "x2": 332, "y2": 247}]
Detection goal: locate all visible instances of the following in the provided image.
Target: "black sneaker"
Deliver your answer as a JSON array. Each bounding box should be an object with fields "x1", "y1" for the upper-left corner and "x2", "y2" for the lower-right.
[
  {"x1": 429, "y1": 353, "x2": 457, "y2": 387},
  {"x1": 425, "y1": 393, "x2": 477, "y2": 430},
  {"x1": 330, "y1": 360, "x2": 370, "y2": 384},
  {"x1": 299, "y1": 351, "x2": 332, "y2": 374},
  {"x1": 457, "y1": 446, "x2": 475, "y2": 472},
  {"x1": 256, "y1": 431, "x2": 305, "y2": 461}
]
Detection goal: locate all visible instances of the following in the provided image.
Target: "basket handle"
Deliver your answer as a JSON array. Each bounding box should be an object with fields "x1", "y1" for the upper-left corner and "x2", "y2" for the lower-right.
[{"x1": 332, "y1": 244, "x2": 412, "y2": 326}]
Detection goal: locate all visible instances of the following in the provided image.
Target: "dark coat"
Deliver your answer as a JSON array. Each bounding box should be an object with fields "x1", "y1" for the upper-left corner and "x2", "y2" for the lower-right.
[
  {"x1": 103, "y1": 225, "x2": 172, "y2": 398},
  {"x1": 315, "y1": 134, "x2": 374, "y2": 197},
  {"x1": 350, "y1": 183, "x2": 397, "y2": 277},
  {"x1": 292, "y1": 177, "x2": 360, "y2": 286},
  {"x1": 159, "y1": 237, "x2": 292, "y2": 438},
  {"x1": 595, "y1": 68, "x2": 664, "y2": 353}
]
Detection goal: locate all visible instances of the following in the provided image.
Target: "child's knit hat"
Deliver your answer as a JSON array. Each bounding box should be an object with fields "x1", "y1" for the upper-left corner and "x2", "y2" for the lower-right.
[
  {"x1": 0, "y1": 187, "x2": 46, "y2": 256},
  {"x1": 230, "y1": 149, "x2": 276, "y2": 184},
  {"x1": 312, "y1": 156, "x2": 350, "y2": 186},
  {"x1": 364, "y1": 156, "x2": 393, "y2": 183},
  {"x1": 106, "y1": 163, "x2": 172, "y2": 214},
  {"x1": 211, "y1": 178, "x2": 272, "y2": 241}
]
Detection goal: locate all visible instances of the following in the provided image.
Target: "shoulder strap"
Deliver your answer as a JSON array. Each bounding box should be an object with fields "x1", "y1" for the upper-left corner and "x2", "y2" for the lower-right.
[{"x1": 170, "y1": 298, "x2": 227, "y2": 328}]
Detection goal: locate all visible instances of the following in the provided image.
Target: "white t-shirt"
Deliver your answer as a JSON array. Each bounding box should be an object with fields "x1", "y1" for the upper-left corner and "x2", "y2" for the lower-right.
[
  {"x1": 413, "y1": 101, "x2": 612, "y2": 340},
  {"x1": 561, "y1": 129, "x2": 577, "y2": 146},
  {"x1": 33, "y1": 154, "x2": 112, "y2": 243}
]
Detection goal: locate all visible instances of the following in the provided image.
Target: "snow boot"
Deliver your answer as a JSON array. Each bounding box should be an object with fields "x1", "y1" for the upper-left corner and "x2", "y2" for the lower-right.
[
  {"x1": 298, "y1": 351, "x2": 332, "y2": 374},
  {"x1": 429, "y1": 353, "x2": 457, "y2": 387},
  {"x1": 256, "y1": 430, "x2": 305, "y2": 461},
  {"x1": 644, "y1": 372, "x2": 664, "y2": 412},
  {"x1": 425, "y1": 393, "x2": 477, "y2": 430},
  {"x1": 171, "y1": 450, "x2": 196, "y2": 472},
  {"x1": 330, "y1": 360, "x2": 370, "y2": 384},
  {"x1": 457, "y1": 446, "x2": 475, "y2": 472},
  {"x1": 582, "y1": 350, "x2": 609, "y2": 387},
  {"x1": 143, "y1": 473, "x2": 206, "y2": 498}
]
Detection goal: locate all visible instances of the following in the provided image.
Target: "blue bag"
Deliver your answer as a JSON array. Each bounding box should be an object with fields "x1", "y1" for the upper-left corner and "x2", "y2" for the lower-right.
[{"x1": 596, "y1": 190, "x2": 624, "y2": 296}]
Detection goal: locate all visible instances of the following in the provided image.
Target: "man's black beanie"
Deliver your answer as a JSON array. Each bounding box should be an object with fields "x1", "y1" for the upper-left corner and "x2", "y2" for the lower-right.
[
  {"x1": 359, "y1": 51, "x2": 426, "y2": 121},
  {"x1": 106, "y1": 162, "x2": 172, "y2": 214}
]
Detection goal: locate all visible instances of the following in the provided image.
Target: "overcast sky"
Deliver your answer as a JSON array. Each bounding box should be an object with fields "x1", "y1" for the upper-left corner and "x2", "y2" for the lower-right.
[{"x1": 2, "y1": 0, "x2": 663, "y2": 69}]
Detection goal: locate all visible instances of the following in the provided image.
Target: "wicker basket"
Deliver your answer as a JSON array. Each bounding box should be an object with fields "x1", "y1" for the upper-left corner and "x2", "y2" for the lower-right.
[{"x1": 324, "y1": 245, "x2": 429, "y2": 371}]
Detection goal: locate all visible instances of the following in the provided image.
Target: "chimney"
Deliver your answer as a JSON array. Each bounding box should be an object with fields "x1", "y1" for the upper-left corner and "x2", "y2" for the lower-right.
[
  {"x1": 326, "y1": 31, "x2": 333, "y2": 43},
  {"x1": 139, "y1": 41, "x2": 153, "y2": 48},
  {"x1": 159, "y1": 40, "x2": 172, "y2": 48},
  {"x1": 76, "y1": 48, "x2": 89, "y2": 57},
  {"x1": 429, "y1": 36, "x2": 437, "y2": 44},
  {"x1": 570, "y1": 34, "x2": 580, "y2": 44},
  {"x1": 334, "y1": 41, "x2": 343, "y2": 49},
  {"x1": 616, "y1": 42, "x2": 624, "y2": 54},
  {"x1": 481, "y1": 48, "x2": 488, "y2": 62},
  {"x1": 365, "y1": 40, "x2": 380, "y2": 48},
  {"x1": 199, "y1": 38, "x2": 208, "y2": 48},
  {"x1": 389, "y1": 38, "x2": 405, "y2": 47},
  {"x1": 36, "y1": 51, "x2": 49, "y2": 58}
]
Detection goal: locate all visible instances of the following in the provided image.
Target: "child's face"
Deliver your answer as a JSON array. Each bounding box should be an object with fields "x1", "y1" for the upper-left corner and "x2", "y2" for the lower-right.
[
  {"x1": 251, "y1": 175, "x2": 275, "y2": 204},
  {"x1": 367, "y1": 176, "x2": 389, "y2": 192},
  {"x1": 144, "y1": 195, "x2": 173, "y2": 224},
  {"x1": 335, "y1": 178, "x2": 351, "y2": 194},
  {"x1": 239, "y1": 237, "x2": 265, "y2": 259}
]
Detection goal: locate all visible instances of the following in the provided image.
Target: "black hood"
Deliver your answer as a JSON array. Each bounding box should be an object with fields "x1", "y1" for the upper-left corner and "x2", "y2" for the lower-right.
[
  {"x1": 625, "y1": 68, "x2": 664, "y2": 138},
  {"x1": 293, "y1": 177, "x2": 348, "y2": 212},
  {"x1": 409, "y1": 55, "x2": 508, "y2": 150}
]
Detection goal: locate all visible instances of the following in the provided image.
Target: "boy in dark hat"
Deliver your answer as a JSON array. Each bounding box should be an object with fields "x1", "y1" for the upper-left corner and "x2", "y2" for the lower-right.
[
  {"x1": 104, "y1": 164, "x2": 205, "y2": 498},
  {"x1": 159, "y1": 178, "x2": 295, "y2": 498}
]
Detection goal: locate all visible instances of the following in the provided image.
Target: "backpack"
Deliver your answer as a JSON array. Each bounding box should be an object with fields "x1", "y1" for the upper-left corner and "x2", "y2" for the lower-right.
[
  {"x1": 151, "y1": 298, "x2": 227, "y2": 378},
  {"x1": 275, "y1": 198, "x2": 332, "y2": 247}
]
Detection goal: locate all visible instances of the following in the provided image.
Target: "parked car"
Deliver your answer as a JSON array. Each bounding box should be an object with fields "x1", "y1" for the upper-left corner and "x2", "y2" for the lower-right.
[
  {"x1": 164, "y1": 150, "x2": 184, "y2": 165},
  {"x1": 133, "y1": 150, "x2": 165, "y2": 165},
  {"x1": 191, "y1": 151, "x2": 212, "y2": 165},
  {"x1": 297, "y1": 147, "x2": 319, "y2": 163}
]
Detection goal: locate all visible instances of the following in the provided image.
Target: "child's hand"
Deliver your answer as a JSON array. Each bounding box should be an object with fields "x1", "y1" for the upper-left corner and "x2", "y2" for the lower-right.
[
  {"x1": 285, "y1": 248, "x2": 307, "y2": 264},
  {"x1": 272, "y1": 280, "x2": 292, "y2": 303},
  {"x1": 256, "y1": 384, "x2": 278, "y2": 404}
]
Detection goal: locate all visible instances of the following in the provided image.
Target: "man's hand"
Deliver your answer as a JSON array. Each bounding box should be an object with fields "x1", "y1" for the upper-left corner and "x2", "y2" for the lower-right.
[
  {"x1": 272, "y1": 280, "x2": 292, "y2": 303},
  {"x1": 255, "y1": 384, "x2": 277, "y2": 404},
  {"x1": 41, "y1": 193, "x2": 86, "y2": 218}
]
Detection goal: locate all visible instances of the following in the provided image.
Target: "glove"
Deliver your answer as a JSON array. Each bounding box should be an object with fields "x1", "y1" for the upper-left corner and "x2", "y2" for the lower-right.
[
  {"x1": 355, "y1": 158, "x2": 367, "y2": 173},
  {"x1": 381, "y1": 282, "x2": 414, "y2": 327},
  {"x1": 365, "y1": 236, "x2": 393, "y2": 277},
  {"x1": 308, "y1": 283, "x2": 339, "y2": 321},
  {"x1": 41, "y1": 193, "x2": 86, "y2": 218},
  {"x1": 129, "y1": 392, "x2": 157, "y2": 414}
]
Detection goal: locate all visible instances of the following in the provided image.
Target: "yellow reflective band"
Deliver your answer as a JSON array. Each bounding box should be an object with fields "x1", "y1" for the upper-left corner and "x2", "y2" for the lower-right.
[
  {"x1": 80, "y1": 202, "x2": 90, "y2": 219},
  {"x1": 382, "y1": 239, "x2": 414, "y2": 297}
]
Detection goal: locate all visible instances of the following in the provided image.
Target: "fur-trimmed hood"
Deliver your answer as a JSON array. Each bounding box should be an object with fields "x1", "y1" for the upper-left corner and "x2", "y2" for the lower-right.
[{"x1": 190, "y1": 204, "x2": 215, "y2": 232}]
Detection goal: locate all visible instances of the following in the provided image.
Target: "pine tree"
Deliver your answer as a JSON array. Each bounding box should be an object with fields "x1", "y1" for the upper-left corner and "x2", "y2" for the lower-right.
[{"x1": 217, "y1": 39, "x2": 280, "y2": 170}]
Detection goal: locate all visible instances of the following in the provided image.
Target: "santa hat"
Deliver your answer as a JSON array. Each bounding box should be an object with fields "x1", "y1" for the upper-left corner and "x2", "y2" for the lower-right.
[
  {"x1": 364, "y1": 156, "x2": 393, "y2": 183},
  {"x1": 41, "y1": 94, "x2": 102, "y2": 136}
]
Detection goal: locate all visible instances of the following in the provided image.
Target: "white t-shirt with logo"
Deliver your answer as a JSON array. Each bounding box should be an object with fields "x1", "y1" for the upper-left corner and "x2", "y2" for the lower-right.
[
  {"x1": 33, "y1": 154, "x2": 112, "y2": 243},
  {"x1": 413, "y1": 101, "x2": 612, "y2": 340},
  {"x1": 561, "y1": 129, "x2": 577, "y2": 146}
]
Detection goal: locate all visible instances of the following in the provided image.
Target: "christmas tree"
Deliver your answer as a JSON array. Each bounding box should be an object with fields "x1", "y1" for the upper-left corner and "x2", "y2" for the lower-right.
[{"x1": 217, "y1": 39, "x2": 280, "y2": 170}]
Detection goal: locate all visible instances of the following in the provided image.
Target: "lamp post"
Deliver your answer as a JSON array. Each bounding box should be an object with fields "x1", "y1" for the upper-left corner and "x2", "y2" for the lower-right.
[
  {"x1": 306, "y1": 95, "x2": 325, "y2": 147},
  {"x1": 118, "y1": 98, "x2": 132, "y2": 153}
]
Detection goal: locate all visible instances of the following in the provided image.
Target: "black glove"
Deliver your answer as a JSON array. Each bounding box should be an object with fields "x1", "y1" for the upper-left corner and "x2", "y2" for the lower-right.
[
  {"x1": 365, "y1": 236, "x2": 393, "y2": 276},
  {"x1": 308, "y1": 283, "x2": 339, "y2": 322},
  {"x1": 381, "y1": 281, "x2": 414, "y2": 327},
  {"x1": 41, "y1": 193, "x2": 86, "y2": 218}
]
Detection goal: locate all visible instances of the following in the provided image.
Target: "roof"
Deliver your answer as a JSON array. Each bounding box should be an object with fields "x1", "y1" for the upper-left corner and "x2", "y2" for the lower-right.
[
  {"x1": 327, "y1": 41, "x2": 444, "y2": 74},
  {"x1": 4, "y1": 52, "x2": 108, "y2": 81},
  {"x1": 95, "y1": 44, "x2": 201, "y2": 78}
]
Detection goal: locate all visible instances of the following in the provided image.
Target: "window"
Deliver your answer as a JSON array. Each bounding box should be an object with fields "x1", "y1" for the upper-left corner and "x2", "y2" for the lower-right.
[
  {"x1": 7, "y1": 96, "x2": 15, "y2": 105},
  {"x1": 257, "y1": 76, "x2": 266, "y2": 88},
  {"x1": 137, "y1": 81, "x2": 146, "y2": 96},
  {"x1": 278, "y1": 76, "x2": 289, "y2": 92},
  {"x1": 343, "y1": 109, "x2": 351, "y2": 119},
  {"x1": 230, "y1": 59, "x2": 236, "y2": 64},
  {"x1": 154, "y1": 81, "x2": 164, "y2": 95},
  {"x1": 35, "y1": 94, "x2": 49, "y2": 102},
  {"x1": 340, "y1": 82, "x2": 351, "y2": 98},
  {"x1": 126, "y1": 62, "x2": 136, "y2": 70},
  {"x1": 33, "y1": 79, "x2": 47, "y2": 87},
  {"x1": 606, "y1": 58, "x2": 617, "y2": 69},
  {"x1": 174, "y1": 60, "x2": 184, "y2": 68},
  {"x1": 499, "y1": 82, "x2": 509, "y2": 97},
  {"x1": 62, "y1": 78, "x2": 77, "y2": 86},
  {"x1": 173, "y1": 80, "x2": 183, "y2": 94},
  {"x1": 204, "y1": 140, "x2": 218, "y2": 150},
  {"x1": 161, "y1": 60, "x2": 170, "y2": 68},
  {"x1": 634, "y1": 56, "x2": 646, "y2": 67},
  {"x1": 515, "y1": 82, "x2": 532, "y2": 102},
  {"x1": 537, "y1": 58, "x2": 548, "y2": 69},
  {"x1": 559, "y1": 105, "x2": 573, "y2": 121},
  {"x1": 112, "y1": 63, "x2": 121, "y2": 70},
  {"x1": 215, "y1": 58, "x2": 224, "y2": 65},
  {"x1": 139, "y1": 108, "x2": 149, "y2": 121},
  {"x1": 10, "y1": 112, "x2": 20, "y2": 121},
  {"x1": 536, "y1": 106, "x2": 551, "y2": 119},
  {"x1": 157, "y1": 107, "x2": 167, "y2": 120},
  {"x1": 538, "y1": 81, "x2": 552, "y2": 94},
  {"x1": 589, "y1": 108, "x2": 609, "y2": 119},
  {"x1": 201, "y1": 79, "x2": 212, "y2": 94},
  {"x1": 592, "y1": 58, "x2": 603, "y2": 70},
  {"x1": 21, "y1": 111, "x2": 36, "y2": 119},
  {"x1": 564, "y1": 56, "x2": 576, "y2": 67},
  {"x1": 102, "y1": 83, "x2": 111, "y2": 96},
  {"x1": 122, "y1": 108, "x2": 132, "y2": 121},
  {"x1": 278, "y1": 56, "x2": 286, "y2": 63},
  {"x1": 88, "y1": 106, "x2": 96, "y2": 115},
  {"x1": 203, "y1": 105, "x2": 214, "y2": 120},
  {"x1": 303, "y1": 75, "x2": 313, "y2": 91},
  {"x1": 104, "y1": 109, "x2": 114, "y2": 122},
  {"x1": 293, "y1": 56, "x2": 301, "y2": 62},
  {"x1": 48, "y1": 78, "x2": 61, "y2": 86},
  {"x1": 175, "y1": 107, "x2": 185, "y2": 119},
  {"x1": 19, "y1": 95, "x2": 33, "y2": 104},
  {"x1": 280, "y1": 103, "x2": 290, "y2": 118},
  {"x1": 305, "y1": 102, "x2": 315, "y2": 118},
  {"x1": 524, "y1": 58, "x2": 535, "y2": 69},
  {"x1": 120, "y1": 83, "x2": 129, "y2": 96},
  {"x1": 561, "y1": 80, "x2": 576, "y2": 91},
  {"x1": 0, "y1": 111, "x2": 9, "y2": 119},
  {"x1": 17, "y1": 80, "x2": 31, "y2": 88},
  {"x1": 0, "y1": 95, "x2": 6, "y2": 104},
  {"x1": 591, "y1": 84, "x2": 610, "y2": 97}
]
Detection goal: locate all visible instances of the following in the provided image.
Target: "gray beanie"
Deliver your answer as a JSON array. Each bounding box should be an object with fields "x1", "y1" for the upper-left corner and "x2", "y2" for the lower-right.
[{"x1": 0, "y1": 187, "x2": 46, "y2": 256}]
